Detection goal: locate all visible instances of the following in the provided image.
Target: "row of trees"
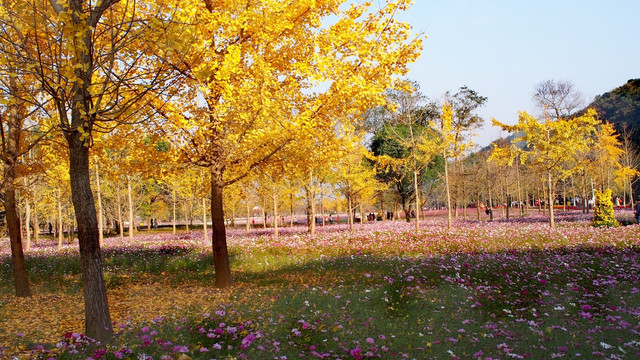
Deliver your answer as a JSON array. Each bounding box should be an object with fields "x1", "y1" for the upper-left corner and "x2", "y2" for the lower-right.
[
  {"x1": 368, "y1": 79, "x2": 639, "y2": 231},
  {"x1": 1, "y1": 1, "x2": 637, "y2": 344},
  {"x1": 16, "y1": 79, "x2": 631, "y2": 244},
  {"x1": 0, "y1": 0, "x2": 423, "y2": 341},
  {"x1": 9, "y1": 85, "x2": 639, "y2": 246}
]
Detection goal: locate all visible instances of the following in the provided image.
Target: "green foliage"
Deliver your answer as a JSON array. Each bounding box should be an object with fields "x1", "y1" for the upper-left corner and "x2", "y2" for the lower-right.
[
  {"x1": 585, "y1": 79, "x2": 640, "y2": 148},
  {"x1": 370, "y1": 124, "x2": 415, "y2": 199},
  {"x1": 447, "y1": 85, "x2": 488, "y2": 131},
  {"x1": 592, "y1": 189, "x2": 620, "y2": 228}
]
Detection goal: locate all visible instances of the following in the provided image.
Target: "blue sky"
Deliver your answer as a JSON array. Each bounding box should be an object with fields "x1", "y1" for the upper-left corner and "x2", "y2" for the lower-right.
[{"x1": 394, "y1": 0, "x2": 640, "y2": 146}]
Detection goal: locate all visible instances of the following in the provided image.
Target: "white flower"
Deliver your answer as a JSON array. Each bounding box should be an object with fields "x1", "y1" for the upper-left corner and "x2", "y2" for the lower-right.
[{"x1": 600, "y1": 342, "x2": 612, "y2": 349}]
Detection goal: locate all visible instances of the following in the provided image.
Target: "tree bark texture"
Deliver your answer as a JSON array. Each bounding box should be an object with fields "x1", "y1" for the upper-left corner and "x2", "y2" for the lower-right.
[
  {"x1": 25, "y1": 194, "x2": 31, "y2": 251},
  {"x1": 57, "y1": 189, "x2": 63, "y2": 249},
  {"x1": 413, "y1": 170, "x2": 420, "y2": 231},
  {"x1": 246, "y1": 198, "x2": 251, "y2": 233},
  {"x1": 1, "y1": 87, "x2": 31, "y2": 296},
  {"x1": 210, "y1": 167, "x2": 232, "y2": 288},
  {"x1": 95, "y1": 160, "x2": 103, "y2": 246},
  {"x1": 117, "y1": 185, "x2": 124, "y2": 240},
  {"x1": 66, "y1": 137, "x2": 113, "y2": 341},
  {"x1": 202, "y1": 197, "x2": 208, "y2": 242},
  {"x1": 548, "y1": 169, "x2": 555, "y2": 228},
  {"x1": 273, "y1": 184, "x2": 278, "y2": 238},
  {"x1": 173, "y1": 188, "x2": 177, "y2": 235},
  {"x1": 127, "y1": 175, "x2": 134, "y2": 241},
  {"x1": 3, "y1": 165, "x2": 31, "y2": 297}
]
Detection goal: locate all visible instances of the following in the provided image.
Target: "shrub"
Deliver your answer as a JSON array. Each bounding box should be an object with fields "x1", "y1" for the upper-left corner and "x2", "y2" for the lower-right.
[{"x1": 592, "y1": 189, "x2": 619, "y2": 227}]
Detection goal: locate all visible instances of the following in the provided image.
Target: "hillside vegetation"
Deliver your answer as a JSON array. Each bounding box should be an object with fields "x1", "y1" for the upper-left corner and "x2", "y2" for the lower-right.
[{"x1": 586, "y1": 79, "x2": 640, "y2": 146}]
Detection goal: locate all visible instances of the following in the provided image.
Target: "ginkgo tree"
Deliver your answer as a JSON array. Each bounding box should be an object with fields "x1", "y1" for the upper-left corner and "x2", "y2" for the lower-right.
[
  {"x1": 487, "y1": 139, "x2": 526, "y2": 219},
  {"x1": 435, "y1": 103, "x2": 456, "y2": 229},
  {"x1": 0, "y1": 3, "x2": 55, "y2": 296},
  {"x1": 333, "y1": 131, "x2": 387, "y2": 231},
  {"x1": 0, "y1": 0, "x2": 181, "y2": 340},
  {"x1": 155, "y1": 0, "x2": 423, "y2": 288},
  {"x1": 493, "y1": 109, "x2": 599, "y2": 228}
]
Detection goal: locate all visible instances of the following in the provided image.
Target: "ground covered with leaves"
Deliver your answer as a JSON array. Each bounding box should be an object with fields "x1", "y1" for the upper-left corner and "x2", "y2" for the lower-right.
[{"x1": 1, "y1": 211, "x2": 639, "y2": 359}]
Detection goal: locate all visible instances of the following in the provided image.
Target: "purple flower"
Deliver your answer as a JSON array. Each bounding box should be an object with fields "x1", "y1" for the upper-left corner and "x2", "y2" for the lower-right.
[
  {"x1": 350, "y1": 346, "x2": 363, "y2": 360},
  {"x1": 172, "y1": 345, "x2": 189, "y2": 353},
  {"x1": 241, "y1": 333, "x2": 256, "y2": 350}
]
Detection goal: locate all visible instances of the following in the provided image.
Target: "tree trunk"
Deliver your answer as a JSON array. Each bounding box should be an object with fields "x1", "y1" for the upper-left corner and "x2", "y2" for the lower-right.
[
  {"x1": 413, "y1": 170, "x2": 420, "y2": 231},
  {"x1": 25, "y1": 193, "x2": 31, "y2": 251},
  {"x1": 347, "y1": 192, "x2": 354, "y2": 231},
  {"x1": 306, "y1": 170, "x2": 315, "y2": 236},
  {"x1": 33, "y1": 201, "x2": 39, "y2": 246},
  {"x1": 290, "y1": 192, "x2": 294, "y2": 228},
  {"x1": 127, "y1": 175, "x2": 134, "y2": 241},
  {"x1": 444, "y1": 153, "x2": 452, "y2": 229},
  {"x1": 95, "y1": 159, "x2": 103, "y2": 247},
  {"x1": 172, "y1": 188, "x2": 177, "y2": 235},
  {"x1": 66, "y1": 136, "x2": 113, "y2": 341},
  {"x1": 230, "y1": 201, "x2": 235, "y2": 227},
  {"x1": 68, "y1": 218, "x2": 74, "y2": 244},
  {"x1": 628, "y1": 176, "x2": 634, "y2": 208},
  {"x1": 582, "y1": 175, "x2": 588, "y2": 214},
  {"x1": 273, "y1": 183, "x2": 279, "y2": 238},
  {"x1": 320, "y1": 186, "x2": 325, "y2": 226},
  {"x1": 516, "y1": 161, "x2": 523, "y2": 217},
  {"x1": 562, "y1": 181, "x2": 566, "y2": 212},
  {"x1": 2, "y1": 75, "x2": 31, "y2": 296},
  {"x1": 401, "y1": 196, "x2": 410, "y2": 223},
  {"x1": 548, "y1": 169, "x2": 555, "y2": 228},
  {"x1": 262, "y1": 197, "x2": 267, "y2": 229},
  {"x1": 246, "y1": 197, "x2": 251, "y2": 233},
  {"x1": 505, "y1": 192, "x2": 510, "y2": 220},
  {"x1": 189, "y1": 198, "x2": 194, "y2": 228},
  {"x1": 202, "y1": 197, "x2": 208, "y2": 242},
  {"x1": 488, "y1": 183, "x2": 494, "y2": 221},
  {"x1": 3, "y1": 164, "x2": 31, "y2": 297},
  {"x1": 538, "y1": 186, "x2": 543, "y2": 214},
  {"x1": 210, "y1": 167, "x2": 232, "y2": 288},
  {"x1": 58, "y1": 189, "x2": 63, "y2": 249},
  {"x1": 183, "y1": 201, "x2": 190, "y2": 232},
  {"x1": 461, "y1": 163, "x2": 467, "y2": 221},
  {"x1": 117, "y1": 185, "x2": 124, "y2": 240}
]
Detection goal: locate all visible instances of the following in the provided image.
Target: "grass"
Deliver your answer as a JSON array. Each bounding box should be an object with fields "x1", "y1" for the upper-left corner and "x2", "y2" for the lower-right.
[{"x1": 1, "y1": 211, "x2": 639, "y2": 359}]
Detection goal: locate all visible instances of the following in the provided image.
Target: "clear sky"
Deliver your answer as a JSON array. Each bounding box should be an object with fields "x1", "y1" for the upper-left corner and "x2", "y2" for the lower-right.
[{"x1": 394, "y1": 0, "x2": 640, "y2": 147}]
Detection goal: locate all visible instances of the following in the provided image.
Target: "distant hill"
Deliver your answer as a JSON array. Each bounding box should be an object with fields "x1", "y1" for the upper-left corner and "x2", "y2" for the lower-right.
[{"x1": 584, "y1": 79, "x2": 640, "y2": 147}]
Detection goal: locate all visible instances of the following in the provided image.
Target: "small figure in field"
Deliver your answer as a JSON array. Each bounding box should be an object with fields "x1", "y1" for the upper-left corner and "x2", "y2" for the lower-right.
[{"x1": 635, "y1": 197, "x2": 640, "y2": 224}]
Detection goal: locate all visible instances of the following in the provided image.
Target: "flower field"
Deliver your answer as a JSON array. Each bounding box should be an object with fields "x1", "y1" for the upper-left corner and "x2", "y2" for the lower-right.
[{"x1": 1, "y1": 211, "x2": 640, "y2": 359}]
